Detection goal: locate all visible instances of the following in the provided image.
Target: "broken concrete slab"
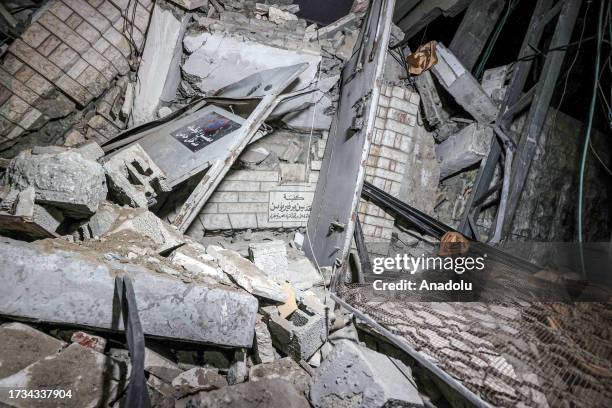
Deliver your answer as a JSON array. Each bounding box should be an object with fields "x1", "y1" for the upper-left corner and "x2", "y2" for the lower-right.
[
  {"x1": 253, "y1": 314, "x2": 275, "y2": 364},
  {"x1": 287, "y1": 249, "x2": 324, "y2": 290},
  {"x1": 436, "y1": 122, "x2": 493, "y2": 179},
  {"x1": 168, "y1": 0, "x2": 207, "y2": 10},
  {"x1": 109, "y1": 208, "x2": 184, "y2": 254},
  {"x1": 74, "y1": 141, "x2": 105, "y2": 162},
  {"x1": 0, "y1": 237, "x2": 259, "y2": 347},
  {"x1": 0, "y1": 343, "x2": 121, "y2": 408},
  {"x1": 431, "y1": 43, "x2": 498, "y2": 124},
  {"x1": 240, "y1": 147, "x2": 270, "y2": 165},
  {"x1": 282, "y1": 93, "x2": 333, "y2": 131},
  {"x1": 169, "y1": 246, "x2": 230, "y2": 283},
  {"x1": 268, "y1": 304, "x2": 326, "y2": 361},
  {"x1": 0, "y1": 322, "x2": 66, "y2": 379},
  {"x1": 306, "y1": 13, "x2": 357, "y2": 40},
  {"x1": 280, "y1": 140, "x2": 304, "y2": 163},
  {"x1": 132, "y1": 2, "x2": 189, "y2": 125},
  {"x1": 250, "y1": 357, "x2": 311, "y2": 395},
  {"x1": 172, "y1": 367, "x2": 228, "y2": 397},
  {"x1": 268, "y1": 6, "x2": 298, "y2": 24},
  {"x1": 81, "y1": 202, "x2": 120, "y2": 239},
  {"x1": 182, "y1": 32, "x2": 321, "y2": 95},
  {"x1": 208, "y1": 245, "x2": 288, "y2": 302},
  {"x1": 310, "y1": 340, "x2": 423, "y2": 408},
  {"x1": 176, "y1": 378, "x2": 310, "y2": 408},
  {"x1": 248, "y1": 240, "x2": 289, "y2": 283},
  {"x1": 7, "y1": 150, "x2": 107, "y2": 217}
]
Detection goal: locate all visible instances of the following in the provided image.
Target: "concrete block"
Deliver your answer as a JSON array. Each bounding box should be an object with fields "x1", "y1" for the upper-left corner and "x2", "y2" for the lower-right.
[
  {"x1": 250, "y1": 357, "x2": 310, "y2": 395},
  {"x1": 286, "y1": 250, "x2": 323, "y2": 290},
  {"x1": 109, "y1": 209, "x2": 184, "y2": 254},
  {"x1": 177, "y1": 379, "x2": 310, "y2": 408},
  {"x1": 435, "y1": 122, "x2": 493, "y2": 179},
  {"x1": 248, "y1": 240, "x2": 289, "y2": 284},
  {"x1": 169, "y1": 246, "x2": 229, "y2": 283},
  {"x1": 229, "y1": 213, "x2": 258, "y2": 229},
  {"x1": 0, "y1": 322, "x2": 65, "y2": 379},
  {"x1": 208, "y1": 246, "x2": 288, "y2": 303},
  {"x1": 8, "y1": 150, "x2": 107, "y2": 217},
  {"x1": 253, "y1": 315, "x2": 275, "y2": 364},
  {"x1": 0, "y1": 343, "x2": 122, "y2": 407},
  {"x1": 268, "y1": 305, "x2": 326, "y2": 361},
  {"x1": 310, "y1": 340, "x2": 423, "y2": 408},
  {"x1": 0, "y1": 237, "x2": 258, "y2": 347},
  {"x1": 172, "y1": 367, "x2": 227, "y2": 397}
]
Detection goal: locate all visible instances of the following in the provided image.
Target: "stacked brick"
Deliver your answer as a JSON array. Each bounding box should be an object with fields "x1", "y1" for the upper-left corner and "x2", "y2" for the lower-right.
[
  {"x1": 0, "y1": 0, "x2": 153, "y2": 149},
  {"x1": 358, "y1": 85, "x2": 422, "y2": 244}
]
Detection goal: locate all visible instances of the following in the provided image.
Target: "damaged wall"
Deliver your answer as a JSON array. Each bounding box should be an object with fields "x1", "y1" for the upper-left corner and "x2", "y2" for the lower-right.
[{"x1": 0, "y1": 0, "x2": 152, "y2": 150}]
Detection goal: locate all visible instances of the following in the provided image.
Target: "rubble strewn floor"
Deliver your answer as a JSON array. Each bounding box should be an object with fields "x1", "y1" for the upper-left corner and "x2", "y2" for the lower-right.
[{"x1": 0, "y1": 0, "x2": 611, "y2": 407}]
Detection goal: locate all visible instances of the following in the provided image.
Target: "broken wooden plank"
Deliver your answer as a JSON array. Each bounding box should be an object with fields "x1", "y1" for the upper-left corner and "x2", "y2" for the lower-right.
[
  {"x1": 172, "y1": 64, "x2": 308, "y2": 233},
  {"x1": 304, "y1": 0, "x2": 396, "y2": 268}
]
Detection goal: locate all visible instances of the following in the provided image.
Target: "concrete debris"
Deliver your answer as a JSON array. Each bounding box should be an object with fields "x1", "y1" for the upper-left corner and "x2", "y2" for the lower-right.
[
  {"x1": 7, "y1": 150, "x2": 107, "y2": 217},
  {"x1": 168, "y1": 0, "x2": 208, "y2": 10},
  {"x1": 306, "y1": 13, "x2": 357, "y2": 41},
  {"x1": 253, "y1": 315, "x2": 275, "y2": 364},
  {"x1": 310, "y1": 340, "x2": 423, "y2": 408},
  {"x1": 249, "y1": 357, "x2": 311, "y2": 395},
  {"x1": 109, "y1": 208, "x2": 184, "y2": 254},
  {"x1": 0, "y1": 343, "x2": 122, "y2": 408},
  {"x1": 268, "y1": 6, "x2": 298, "y2": 25},
  {"x1": 0, "y1": 187, "x2": 63, "y2": 239},
  {"x1": 74, "y1": 141, "x2": 105, "y2": 162},
  {"x1": 240, "y1": 147, "x2": 270, "y2": 165},
  {"x1": 103, "y1": 144, "x2": 171, "y2": 209},
  {"x1": 169, "y1": 245, "x2": 230, "y2": 283},
  {"x1": 280, "y1": 140, "x2": 304, "y2": 163},
  {"x1": 248, "y1": 240, "x2": 289, "y2": 283},
  {"x1": 268, "y1": 304, "x2": 327, "y2": 361},
  {"x1": 177, "y1": 378, "x2": 311, "y2": 408},
  {"x1": 282, "y1": 93, "x2": 333, "y2": 131},
  {"x1": 70, "y1": 331, "x2": 106, "y2": 353},
  {"x1": 0, "y1": 237, "x2": 258, "y2": 347},
  {"x1": 287, "y1": 249, "x2": 324, "y2": 290},
  {"x1": 227, "y1": 357, "x2": 248, "y2": 384},
  {"x1": 78, "y1": 202, "x2": 120, "y2": 240},
  {"x1": 0, "y1": 322, "x2": 65, "y2": 379},
  {"x1": 132, "y1": 3, "x2": 189, "y2": 125},
  {"x1": 181, "y1": 32, "x2": 321, "y2": 95},
  {"x1": 436, "y1": 122, "x2": 493, "y2": 179},
  {"x1": 208, "y1": 245, "x2": 288, "y2": 302},
  {"x1": 431, "y1": 43, "x2": 498, "y2": 124},
  {"x1": 172, "y1": 367, "x2": 228, "y2": 397}
]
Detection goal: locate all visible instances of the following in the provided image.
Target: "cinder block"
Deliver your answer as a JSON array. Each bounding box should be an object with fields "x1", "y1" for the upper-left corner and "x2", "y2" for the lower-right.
[{"x1": 268, "y1": 305, "x2": 326, "y2": 361}]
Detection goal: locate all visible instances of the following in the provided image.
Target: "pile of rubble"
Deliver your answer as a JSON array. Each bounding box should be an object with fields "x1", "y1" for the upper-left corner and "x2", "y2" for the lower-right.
[{"x1": 0, "y1": 138, "x2": 425, "y2": 406}]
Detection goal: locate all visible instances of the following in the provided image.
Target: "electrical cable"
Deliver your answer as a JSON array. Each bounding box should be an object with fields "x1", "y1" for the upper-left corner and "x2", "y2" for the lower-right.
[{"x1": 578, "y1": 0, "x2": 606, "y2": 275}]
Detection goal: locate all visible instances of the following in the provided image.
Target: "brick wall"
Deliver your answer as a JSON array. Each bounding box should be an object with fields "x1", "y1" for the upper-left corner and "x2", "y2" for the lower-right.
[
  {"x1": 184, "y1": 131, "x2": 327, "y2": 235},
  {"x1": 0, "y1": 0, "x2": 153, "y2": 149},
  {"x1": 358, "y1": 84, "x2": 439, "y2": 250}
]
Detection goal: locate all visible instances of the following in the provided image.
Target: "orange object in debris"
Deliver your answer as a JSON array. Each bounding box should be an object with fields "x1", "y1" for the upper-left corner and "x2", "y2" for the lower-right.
[
  {"x1": 406, "y1": 41, "x2": 438, "y2": 75},
  {"x1": 438, "y1": 231, "x2": 470, "y2": 256}
]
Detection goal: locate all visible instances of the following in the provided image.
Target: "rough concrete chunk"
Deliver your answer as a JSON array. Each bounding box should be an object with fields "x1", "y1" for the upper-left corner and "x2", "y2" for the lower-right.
[
  {"x1": 0, "y1": 343, "x2": 121, "y2": 408},
  {"x1": 74, "y1": 141, "x2": 105, "y2": 161},
  {"x1": 249, "y1": 240, "x2": 289, "y2": 283},
  {"x1": 253, "y1": 315, "x2": 275, "y2": 364},
  {"x1": 169, "y1": 247, "x2": 229, "y2": 283},
  {"x1": 310, "y1": 340, "x2": 423, "y2": 408},
  {"x1": 435, "y1": 122, "x2": 493, "y2": 179},
  {"x1": 172, "y1": 367, "x2": 228, "y2": 397},
  {"x1": 176, "y1": 378, "x2": 310, "y2": 408},
  {"x1": 0, "y1": 322, "x2": 66, "y2": 379},
  {"x1": 0, "y1": 237, "x2": 258, "y2": 347},
  {"x1": 109, "y1": 209, "x2": 184, "y2": 254},
  {"x1": 7, "y1": 151, "x2": 107, "y2": 217},
  {"x1": 82, "y1": 202, "x2": 120, "y2": 238},
  {"x1": 250, "y1": 357, "x2": 310, "y2": 395},
  {"x1": 208, "y1": 245, "x2": 288, "y2": 303},
  {"x1": 287, "y1": 249, "x2": 323, "y2": 290}
]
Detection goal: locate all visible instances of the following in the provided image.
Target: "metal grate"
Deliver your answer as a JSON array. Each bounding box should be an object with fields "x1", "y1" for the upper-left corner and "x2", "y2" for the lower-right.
[{"x1": 338, "y1": 272, "x2": 612, "y2": 407}]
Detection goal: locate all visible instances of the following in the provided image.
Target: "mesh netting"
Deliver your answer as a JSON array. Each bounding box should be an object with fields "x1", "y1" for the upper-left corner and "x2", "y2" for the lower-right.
[{"x1": 337, "y1": 263, "x2": 612, "y2": 407}]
